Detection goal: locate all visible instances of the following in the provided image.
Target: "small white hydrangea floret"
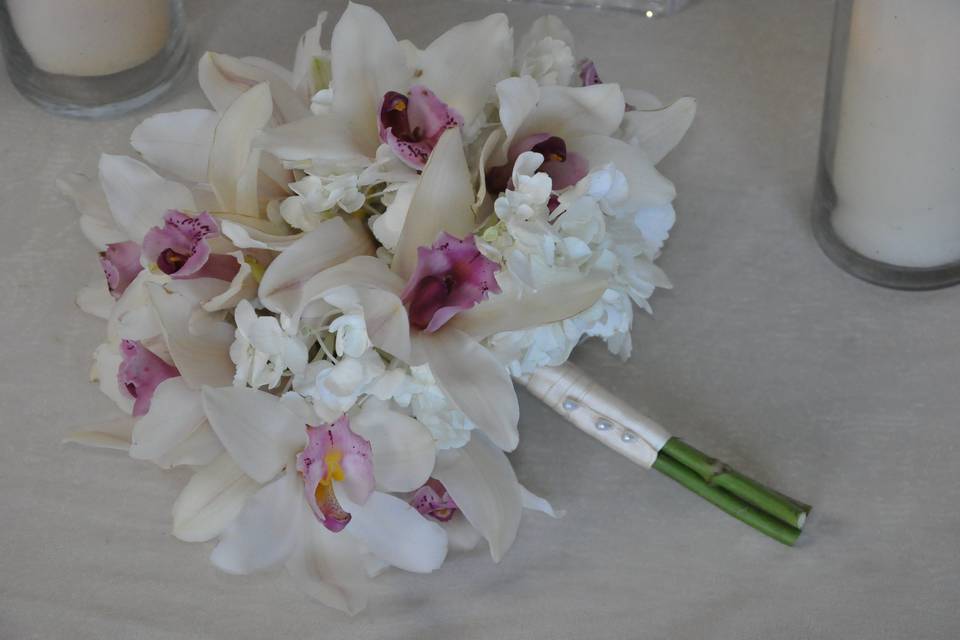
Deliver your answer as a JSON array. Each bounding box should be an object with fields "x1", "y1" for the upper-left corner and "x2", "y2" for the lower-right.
[{"x1": 230, "y1": 300, "x2": 309, "y2": 390}]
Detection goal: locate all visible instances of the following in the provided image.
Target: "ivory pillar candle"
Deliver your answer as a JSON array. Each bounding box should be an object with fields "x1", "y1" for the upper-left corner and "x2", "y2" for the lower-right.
[
  {"x1": 829, "y1": 0, "x2": 960, "y2": 268},
  {"x1": 7, "y1": 0, "x2": 171, "y2": 77}
]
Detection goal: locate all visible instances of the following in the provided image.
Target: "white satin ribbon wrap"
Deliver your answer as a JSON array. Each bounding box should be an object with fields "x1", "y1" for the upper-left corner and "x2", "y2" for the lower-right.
[{"x1": 519, "y1": 362, "x2": 671, "y2": 469}]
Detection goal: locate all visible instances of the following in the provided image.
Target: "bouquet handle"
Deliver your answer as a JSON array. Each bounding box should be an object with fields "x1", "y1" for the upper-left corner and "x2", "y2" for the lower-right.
[{"x1": 519, "y1": 363, "x2": 810, "y2": 546}]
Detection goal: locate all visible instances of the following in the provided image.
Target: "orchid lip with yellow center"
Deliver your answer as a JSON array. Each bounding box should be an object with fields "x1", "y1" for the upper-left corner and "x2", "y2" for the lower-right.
[
  {"x1": 296, "y1": 415, "x2": 374, "y2": 533},
  {"x1": 378, "y1": 85, "x2": 464, "y2": 170},
  {"x1": 400, "y1": 232, "x2": 501, "y2": 333},
  {"x1": 141, "y1": 210, "x2": 240, "y2": 282}
]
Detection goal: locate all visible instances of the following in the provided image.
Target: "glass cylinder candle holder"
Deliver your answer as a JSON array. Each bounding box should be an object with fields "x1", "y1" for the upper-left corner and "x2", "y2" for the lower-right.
[
  {"x1": 508, "y1": 0, "x2": 692, "y2": 18},
  {"x1": 0, "y1": 0, "x2": 189, "y2": 119},
  {"x1": 812, "y1": 0, "x2": 960, "y2": 290}
]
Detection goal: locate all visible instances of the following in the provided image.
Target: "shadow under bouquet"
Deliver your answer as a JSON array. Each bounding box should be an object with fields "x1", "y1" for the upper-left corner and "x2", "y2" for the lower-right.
[{"x1": 64, "y1": 3, "x2": 807, "y2": 614}]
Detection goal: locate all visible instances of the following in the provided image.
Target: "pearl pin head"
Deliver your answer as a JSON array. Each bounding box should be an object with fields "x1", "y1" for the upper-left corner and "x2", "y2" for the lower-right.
[
  {"x1": 621, "y1": 430, "x2": 638, "y2": 443},
  {"x1": 562, "y1": 398, "x2": 578, "y2": 411}
]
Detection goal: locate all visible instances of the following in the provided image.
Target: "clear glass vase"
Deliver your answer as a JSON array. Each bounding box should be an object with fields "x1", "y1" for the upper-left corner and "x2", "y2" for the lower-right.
[
  {"x1": 812, "y1": 0, "x2": 960, "y2": 290},
  {"x1": 0, "y1": 0, "x2": 189, "y2": 119}
]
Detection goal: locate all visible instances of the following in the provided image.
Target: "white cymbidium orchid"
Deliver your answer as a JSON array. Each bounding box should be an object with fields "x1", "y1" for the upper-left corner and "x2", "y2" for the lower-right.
[
  {"x1": 68, "y1": 286, "x2": 237, "y2": 469},
  {"x1": 129, "y1": 12, "x2": 330, "y2": 184},
  {"x1": 198, "y1": 387, "x2": 442, "y2": 614},
  {"x1": 259, "y1": 128, "x2": 607, "y2": 452},
  {"x1": 409, "y1": 432, "x2": 561, "y2": 562},
  {"x1": 256, "y1": 3, "x2": 513, "y2": 169}
]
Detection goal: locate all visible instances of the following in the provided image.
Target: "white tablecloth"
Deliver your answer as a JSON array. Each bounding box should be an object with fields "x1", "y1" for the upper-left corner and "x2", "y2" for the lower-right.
[{"x1": 3, "y1": 1, "x2": 959, "y2": 638}]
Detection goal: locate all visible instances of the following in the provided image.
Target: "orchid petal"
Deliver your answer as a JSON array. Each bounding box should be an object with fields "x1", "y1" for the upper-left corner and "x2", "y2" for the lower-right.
[
  {"x1": 339, "y1": 491, "x2": 447, "y2": 573},
  {"x1": 433, "y1": 432, "x2": 522, "y2": 562},
  {"x1": 415, "y1": 328, "x2": 519, "y2": 452},
  {"x1": 417, "y1": 14, "x2": 512, "y2": 124},
  {"x1": 172, "y1": 452, "x2": 260, "y2": 542},
  {"x1": 58, "y1": 173, "x2": 127, "y2": 249},
  {"x1": 211, "y1": 470, "x2": 304, "y2": 574},
  {"x1": 619, "y1": 97, "x2": 696, "y2": 164},
  {"x1": 285, "y1": 514, "x2": 370, "y2": 615},
  {"x1": 330, "y1": 2, "x2": 410, "y2": 155},
  {"x1": 568, "y1": 135, "x2": 676, "y2": 208},
  {"x1": 220, "y1": 218, "x2": 303, "y2": 250},
  {"x1": 521, "y1": 484, "x2": 563, "y2": 518},
  {"x1": 107, "y1": 271, "x2": 158, "y2": 342},
  {"x1": 449, "y1": 271, "x2": 608, "y2": 340},
  {"x1": 202, "y1": 252, "x2": 256, "y2": 312},
  {"x1": 254, "y1": 113, "x2": 367, "y2": 162},
  {"x1": 350, "y1": 403, "x2": 436, "y2": 493},
  {"x1": 92, "y1": 342, "x2": 134, "y2": 414},
  {"x1": 129, "y1": 377, "x2": 204, "y2": 463},
  {"x1": 393, "y1": 128, "x2": 475, "y2": 280},
  {"x1": 445, "y1": 512, "x2": 484, "y2": 552},
  {"x1": 201, "y1": 386, "x2": 307, "y2": 483},
  {"x1": 474, "y1": 128, "x2": 504, "y2": 214},
  {"x1": 77, "y1": 278, "x2": 114, "y2": 319},
  {"x1": 493, "y1": 76, "x2": 540, "y2": 165},
  {"x1": 155, "y1": 422, "x2": 223, "y2": 469},
  {"x1": 623, "y1": 88, "x2": 663, "y2": 110},
  {"x1": 269, "y1": 255, "x2": 405, "y2": 332},
  {"x1": 258, "y1": 217, "x2": 375, "y2": 316},
  {"x1": 292, "y1": 12, "x2": 328, "y2": 96},
  {"x1": 146, "y1": 284, "x2": 235, "y2": 388},
  {"x1": 63, "y1": 417, "x2": 135, "y2": 451},
  {"x1": 130, "y1": 109, "x2": 219, "y2": 183},
  {"x1": 98, "y1": 155, "x2": 196, "y2": 243},
  {"x1": 514, "y1": 84, "x2": 626, "y2": 146},
  {"x1": 208, "y1": 82, "x2": 274, "y2": 215},
  {"x1": 198, "y1": 52, "x2": 309, "y2": 123}
]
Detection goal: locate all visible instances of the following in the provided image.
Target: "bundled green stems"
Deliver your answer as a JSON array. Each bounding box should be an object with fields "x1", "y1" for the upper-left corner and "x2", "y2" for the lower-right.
[{"x1": 652, "y1": 438, "x2": 811, "y2": 546}]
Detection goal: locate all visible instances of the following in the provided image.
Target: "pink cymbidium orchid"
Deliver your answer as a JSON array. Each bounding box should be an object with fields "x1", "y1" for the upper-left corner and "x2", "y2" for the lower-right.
[
  {"x1": 379, "y1": 86, "x2": 464, "y2": 169},
  {"x1": 258, "y1": 128, "x2": 610, "y2": 452},
  {"x1": 198, "y1": 387, "x2": 443, "y2": 614},
  {"x1": 100, "y1": 241, "x2": 143, "y2": 299},
  {"x1": 142, "y1": 211, "x2": 241, "y2": 282},
  {"x1": 118, "y1": 339, "x2": 180, "y2": 417}
]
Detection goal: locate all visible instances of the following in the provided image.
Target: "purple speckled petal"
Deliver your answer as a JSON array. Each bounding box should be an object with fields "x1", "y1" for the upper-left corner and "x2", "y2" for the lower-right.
[
  {"x1": 579, "y1": 59, "x2": 602, "y2": 86},
  {"x1": 296, "y1": 415, "x2": 374, "y2": 533},
  {"x1": 117, "y1": 339, "x2": 180, "y2": 417},
  {"x1": 410, "y1": 478, "x2": 458, "y2": 522},
  {"x1": 99, "y1": 241, "x2": 143, "y2": 299},
  {"x1": 400, "y1": 233, "x2": 501, "y2": 333},
  {"x1": 141, "y1": 211, "x2": 222, "y2": 279},
  {"x1": 378, "y1": 85, "x2": 464, "y2": 170}
]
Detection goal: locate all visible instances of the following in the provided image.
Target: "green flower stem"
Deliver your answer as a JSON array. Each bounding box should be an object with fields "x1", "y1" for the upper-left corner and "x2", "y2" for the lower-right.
[
  {"x1": 660, "y1": 438, "x2": 811, "y2": 529},
  {"x1": 652, "y1": 452, "x2": 802, "y2": 546}
]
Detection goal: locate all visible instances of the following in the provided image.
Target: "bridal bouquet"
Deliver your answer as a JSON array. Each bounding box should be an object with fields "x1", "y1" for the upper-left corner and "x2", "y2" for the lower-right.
[{"x1": 64, "y1": 4, "x2": 807, "y2": 614}]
